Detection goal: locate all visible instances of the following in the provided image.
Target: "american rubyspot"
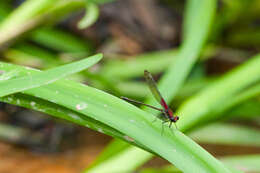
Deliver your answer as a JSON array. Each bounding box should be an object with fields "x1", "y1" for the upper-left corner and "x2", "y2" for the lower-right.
[{"x1": 121, "y1": 70, "x2": 179, "y2": 133}]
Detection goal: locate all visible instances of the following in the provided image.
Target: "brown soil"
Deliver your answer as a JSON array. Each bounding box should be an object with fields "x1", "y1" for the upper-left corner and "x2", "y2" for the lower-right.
[{"x1": 0, "y1": 128, "x2": 111, "y2": 173}]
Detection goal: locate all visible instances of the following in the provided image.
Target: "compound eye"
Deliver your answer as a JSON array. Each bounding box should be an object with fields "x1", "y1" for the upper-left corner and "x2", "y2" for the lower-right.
[{"x1": 174, "y1": 116, "x2": 179, "y2": 122}]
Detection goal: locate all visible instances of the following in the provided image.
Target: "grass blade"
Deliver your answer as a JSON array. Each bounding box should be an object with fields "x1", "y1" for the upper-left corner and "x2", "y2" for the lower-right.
[
  {"x1": 0, "y1": 54, "x2": 102, "y2": 97},
  {"x1": 189, "y1": 123, "x2": 260, "y2": 146},
  {"x1": 87, "y1": 147, "x2": 151, "y2": 173},
  {"x1": 101, "y1": 50, "x2": 177, "y2": 80},
  {"x1": 78, "y1": 2, "x2": 99, "y2": 29},
  {"x1": 0, "y1": 0, "x2": 55, "y2": 32},
  {"x1": 177, "y1": 54, "x2": 260, "y2": 131},
  {"x1": 30, "y1": 27, "x2": 93, "y2": 53},
  {"x1": 145, "y1": 0, "x2": 216, "y2": 108}
]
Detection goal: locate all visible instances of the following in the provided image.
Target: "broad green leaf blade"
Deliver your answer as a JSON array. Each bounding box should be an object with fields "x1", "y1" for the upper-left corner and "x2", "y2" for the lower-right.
[
  {"x1": 0, "y1": 53, "x2": 102, "y2": 97},
  {"x1": 189, "y1": 123, "x2": 260, "y2": 146},
  {"x1": 0, "y1": 85, "x2": 153, "y2": 154},
  {"x1": 177, "y1": 54, "x2": 260, "y2": 131},
  {"x1": 30, "y1": 83, "x2": 230, "y2": 173},
  {"x1": 0, "y1": 93, "x2": 125, "y2": 140},
  {"x1": 0, "y1": 63, "x2": 232, "y2": 173}
]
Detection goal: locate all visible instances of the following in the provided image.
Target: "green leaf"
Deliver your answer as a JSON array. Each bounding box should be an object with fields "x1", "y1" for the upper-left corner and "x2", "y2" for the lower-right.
[
  {"x1": 86, "y1": 0, "x2": 219, "y2": 172},
  {"x1": 0, "y1": 53, "x2": 102, "y2": 97},
  {"x1": 87, "y1": 146, "x2": 151, "y2": 173},
  {"x1": 0, "y1": 0, "x2": 85, "y2": 45},
  {"x1": 0, "y1": 0, "x2": 55, "y2": 32},
  {"x1": 30, "y1": 27, "x2": 93, "y2": 53},
  {"x1": 0, "y1": 93, "x2": 125, "y2": 141},
  {"x1": 101, "y1": 50, "x2": 177, "y2": 80},
  {"x1": 139, "y1": 166, "x2": 182, "y2": 173},
  {"x1": 85, "y1": 139, "x2": 152, "y2": 173},
  {"x1": 177, "y1": 54, "x2": 260, "y2": 131},
  {"x1": 189, "y1": 123, "x2": 260, "y2": 146},
  {"x1": 4, "y1": 43, "x2": 60, "y2": 68},
  {"x1": 0, "y1": 0, "x2": 56, "y2": 45},
  {"x1": 216, "y1": 83, "x2": 260, "y2": 116},
  {"x1": 0, "y1": 63, "x2": 232, "y2": 173},
  {"x1": 78, "y1": 2, "x2": 99, "y2": 29},
  {"x1": 144, "y1": 0, "x2": 216, "y2": 109},
  {"x1": 228, "y1": 100, "x2": 260, "y2": 118},
  {"x1": 87, "y1": 139, "x2": 131, "y2": 169}
]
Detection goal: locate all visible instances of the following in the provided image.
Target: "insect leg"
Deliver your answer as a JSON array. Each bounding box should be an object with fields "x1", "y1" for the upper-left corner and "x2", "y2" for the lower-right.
[
  {"x1": 121, "y1": 97, "x2": 163, "y2": 112},
  {"x1": 169, "y1": 122, "x2": 172, "y2": 128},
  {"x1": 152, "y1": 114, "x2": 165, "y2": 123},
  {"x1": 161, "y1": 120, "x2": 169, "y2": 136},
  {"x1": 161, "y1": 123, "x2": 164, "y2": 136}
]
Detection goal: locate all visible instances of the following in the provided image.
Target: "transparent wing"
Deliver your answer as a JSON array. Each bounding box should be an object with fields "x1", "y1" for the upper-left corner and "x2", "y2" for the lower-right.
[
  {"x1": 121, "y1": 96, "x2": 163, "y2": 112},
  {"x1": 157, "y1": 113, "x2": 168, "y2": 121},
  {"x1": 144, "y1": 70, "x2": 163, "y2": 103}
]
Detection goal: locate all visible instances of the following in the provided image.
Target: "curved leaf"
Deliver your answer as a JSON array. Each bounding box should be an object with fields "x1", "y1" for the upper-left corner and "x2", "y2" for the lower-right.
[
  {"x1": 0, "y1": 53, "x2": 102, "y2": 97},
  {"x1": 0, "y1": 62, "x2": 232, "y2": 173}
]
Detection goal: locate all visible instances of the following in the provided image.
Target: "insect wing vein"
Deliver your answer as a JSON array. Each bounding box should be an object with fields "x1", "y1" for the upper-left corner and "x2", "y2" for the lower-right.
[{"x1": 144, "y1": 70, "x2": 169, "y2": 111}]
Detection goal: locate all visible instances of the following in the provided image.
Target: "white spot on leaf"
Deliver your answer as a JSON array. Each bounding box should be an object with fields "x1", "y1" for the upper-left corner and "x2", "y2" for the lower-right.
[
  {"x1": 129, "y1": 119, "x2": 135, "y2": 123},
  {"x1": 76, "y1": 102, "x2": 88, "y2": 110},
  {"x1": 98, "y1": 128, "x2": 103, "y2": 133},
  {"x1": 30, "y1": 101, "x2": 36, "y2": 106}
]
